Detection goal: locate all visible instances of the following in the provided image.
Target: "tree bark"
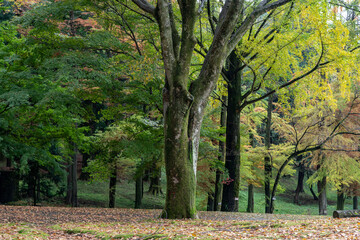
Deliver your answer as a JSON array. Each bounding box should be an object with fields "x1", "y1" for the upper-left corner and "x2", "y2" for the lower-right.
[
  {"x1": 265, "y1": 94, "x2": 273, "y2": 213},
  {"x1": 148, "y1": 162, "x2": 162, "y2": 195},
  {"x1": 135, "y1": 173, "x2": 143, "y2": 209},
  {"x1": 337, "y1": 189, "x2": 345, "y2": 210},
  {"x1": 214, "y1": 96, "x2": 227, "y2": 211},
  {"x1": 247, "y1": 184, "x2": 254, "y2": 213},
  {"x1": 310, "y1": 184, "x2": 319, "y2": 200},
  {"x1": 66, "y1": 148, "x2": 78, "y2": 207},
  {"x1": 221, "y1": 51, "x2": 242, "y2": 212},
  {"x1": 207, "y1": 192, "x2": 215, "y2": 211},
  {"x1": 354, "y1": 196, "x2": 358, "y2": 210},
  {"x1": 318, "y1": 177, "x2": 327, "y2": 215},
  {"x1": 109, "y1": 166, "x2": 117, "y2": 208},
  {"x1": 294, "y1": 162, "x2": 305, "y2": 204}
]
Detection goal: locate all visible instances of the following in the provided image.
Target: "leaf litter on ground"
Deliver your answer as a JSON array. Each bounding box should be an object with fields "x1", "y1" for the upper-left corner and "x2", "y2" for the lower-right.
[{"x1": 1, "y1": 205, "x2": 360, "y2": 239}]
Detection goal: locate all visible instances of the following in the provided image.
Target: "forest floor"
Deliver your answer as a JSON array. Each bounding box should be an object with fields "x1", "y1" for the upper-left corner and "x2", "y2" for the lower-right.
[{"x1": 1, "y1": 205, "x2": 360, "y2": 239}]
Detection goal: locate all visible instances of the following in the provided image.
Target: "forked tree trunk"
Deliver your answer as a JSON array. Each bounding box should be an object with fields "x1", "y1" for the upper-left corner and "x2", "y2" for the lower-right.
[
  {"x1": 221, "y1": 51, "x2": 242, "y2": 212},
  {"x1": 247, "y1": 184, "x2": 254, "y2": 213},
  {"x1": 318, "y1": 177, "x2": 327, "y2": 215}
]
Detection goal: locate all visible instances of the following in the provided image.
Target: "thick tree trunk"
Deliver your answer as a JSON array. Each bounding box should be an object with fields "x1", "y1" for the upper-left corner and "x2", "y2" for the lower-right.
[
  {"x1": 337, "y1": 189, "x2": 345, "y2": 211},
  {"x1": 265, "y1": 94, "x2": 273, "y2": 213},
  {"x1": 294, "y1": 162, "x2": 305, "y2": 204},
  {"x1": 109, "y1": 167, "x2": 117, "y2": 208},
  {"x1": 353, "y1": 196, "x2": 358, "y2": 210},
  {"x1": 214, "y1": 97, "x2": 227, "y2": 211},
  {"x1": 161, "y1": 83, "x2": 197, "y2": 218},
  {"x1": 221, "y1": 51, "x2": 242, "y2": 212},
  {"x1": 318, "y1": 177, "x2": 327, "y2": 215},
  {"x1": 247, "y1": 184, "x2": 254, "y2": 213}
]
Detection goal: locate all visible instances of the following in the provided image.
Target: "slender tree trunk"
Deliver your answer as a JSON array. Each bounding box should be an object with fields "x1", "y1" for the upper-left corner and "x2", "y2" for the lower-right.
[
  {"x1": 221, "y1": 51, "x2": 242, "y2": 212},
  {"x1": 109, "y1": 166, "x2": 117, "y2": 208},
  {"x1": 336, "y1": 189, "x2": 345, "y2": 210},
  {"x1": 353, "y1": 196, "x2": 358, "y2": 210},
  {"x1": 135, "y1": 172, "x2": 143, "y2": 209},
  {"x1": 148, "y1": 162, "x2": 162, "y2": 195},
  {"x1": 265, "y1": 94, "x2": 273, "y2": 213},
  {"x1": 310, "y1": 185, "x2": 319, "y2": 200},
  {"x1": 318, "y1": 177, "x2": 327, "y2": 215},
  {"x1": 66, "y1": 147, "x2": 78, "y2": 207},
  {"x1": 294, "y1": 162, "x2": 305, "y2": 205},
  {"x1": 247, "y1": 184, "x2": 254, "y2": 213},
  {"x1": 214, "y1": 97, "x2": 227, "y2": 211},
  {"x1": 207, "y1": 193, "x2": 215, "y2": 211}
]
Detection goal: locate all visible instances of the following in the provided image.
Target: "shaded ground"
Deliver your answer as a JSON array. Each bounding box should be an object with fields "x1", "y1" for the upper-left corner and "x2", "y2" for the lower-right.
[{"x1": 1, "y1": 205, "x2": 359, "y2": 239}]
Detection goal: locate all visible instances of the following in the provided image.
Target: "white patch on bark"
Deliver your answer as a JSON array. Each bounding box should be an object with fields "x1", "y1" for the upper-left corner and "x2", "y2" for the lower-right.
[
  {"x1": 192, "y1": 128, "x2": 200, "y2": 178},
  {"x1": 172, "y1": 177, "x2": 179, "y2": 184}
]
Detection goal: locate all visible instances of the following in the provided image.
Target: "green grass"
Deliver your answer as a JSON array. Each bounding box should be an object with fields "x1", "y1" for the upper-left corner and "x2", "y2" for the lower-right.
[
  {"x1": 20, "y1": 172, "x2": 351, "y2": 217},
  {"x1": 77, "y1": 180, "x2": 165, "y2": 209}
]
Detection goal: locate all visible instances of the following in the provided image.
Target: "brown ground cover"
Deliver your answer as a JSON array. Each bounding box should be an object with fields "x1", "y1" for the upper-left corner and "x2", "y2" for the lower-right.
[{"x1": 0, "y1": 205, "x2": 359, "y2": 239}]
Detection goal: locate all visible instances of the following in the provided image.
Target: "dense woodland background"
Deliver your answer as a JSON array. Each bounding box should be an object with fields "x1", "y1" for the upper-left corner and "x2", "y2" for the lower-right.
[{"x1": 1, "y1": 0, "x2": 360, "y2": 218}]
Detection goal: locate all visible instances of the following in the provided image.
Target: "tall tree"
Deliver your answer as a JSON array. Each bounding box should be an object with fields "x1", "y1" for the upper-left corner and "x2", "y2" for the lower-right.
[{"x1": 108, "y1": 0, "x2": 295, "y2": 218}]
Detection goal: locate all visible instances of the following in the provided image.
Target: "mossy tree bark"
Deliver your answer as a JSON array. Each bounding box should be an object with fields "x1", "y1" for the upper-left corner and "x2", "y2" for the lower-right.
[{"x1": 131, "y1": 0, "x2": 293, "y2": 218}]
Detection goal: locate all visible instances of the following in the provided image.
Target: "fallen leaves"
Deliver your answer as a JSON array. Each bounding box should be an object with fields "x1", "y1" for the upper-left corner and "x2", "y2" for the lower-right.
[{"x1": 1, "y1": 206, "x2": 360, "y2": 239}]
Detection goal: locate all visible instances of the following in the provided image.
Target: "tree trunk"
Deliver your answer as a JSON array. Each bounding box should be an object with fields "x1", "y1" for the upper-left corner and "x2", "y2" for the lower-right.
[
  {"x1": 318, "y1": 177, "x2": 327, "y2": 215},
  {"x1": 148, "y1": 162, "x2": 162, "y2": 195},
  {"x1": 221, "y1": 51, "x2": 242, "y2": 212},
  {"x1": 265, "y1": 94, "x2": 273, "y2": 213},
  {"x1": 294, "y1": 162, "x2": 305, "y2": 205},
  {"x1": 135, "y1": 173, "x2": 143, "y2": 209},
  {"x1": 109, "y1": 167, "x2": 117, "y2": 208},
  {"x1": 207, "y1": 192, "x2": 215, "y2": 211},
  {"x1": 337, "y1": 189, "x2": 345, "y2": 210},
  {"x1": 247, "y1": 184, "x2": 254, "y2": 213},
  {"x1": 353, "y1": 196, "x2": 358, "y2": 210},
  {"x1": 214, "y1": 97, "x2": 227, "y2": 211},
  {"x1": 310, "y1": 185, "x2": 319, "y2": 200},
  {"x1": 161, "y1": 81, "x2": 198, "y2": 218},
  {"x1": 66, "y1": 148, "x2": 78, "y2": 207}
]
